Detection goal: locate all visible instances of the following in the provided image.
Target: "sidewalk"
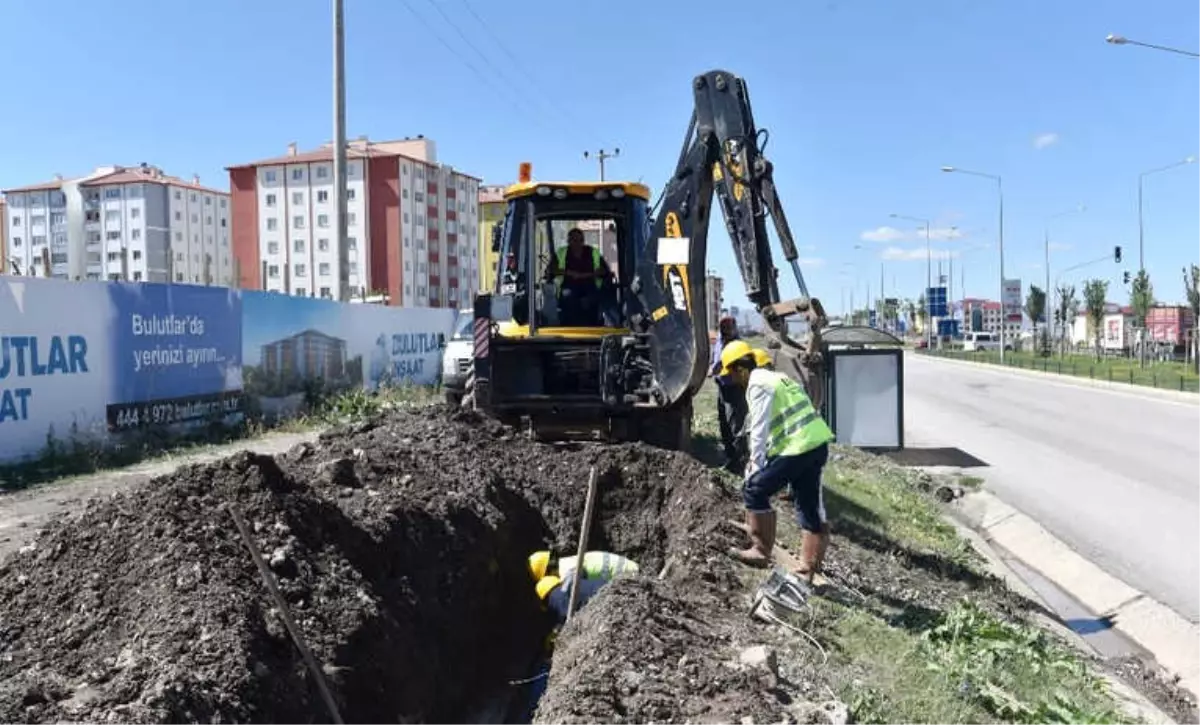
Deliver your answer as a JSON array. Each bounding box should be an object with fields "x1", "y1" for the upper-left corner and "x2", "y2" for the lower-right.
[{"x1": 0, "y1": 430, "x2": 321, "y2": 560}]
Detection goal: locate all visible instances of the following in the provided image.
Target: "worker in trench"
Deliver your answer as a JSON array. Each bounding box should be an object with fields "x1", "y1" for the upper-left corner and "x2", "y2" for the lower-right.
[
  {"x1": 518, "y1": 550, "x2": 641, "y2": 719},
  {"x1": 710, "y1": 314, "x2": 748, "y2": 474},
  {"x1": 720, "y1": 340, "x2": 835, "y2": 587}
]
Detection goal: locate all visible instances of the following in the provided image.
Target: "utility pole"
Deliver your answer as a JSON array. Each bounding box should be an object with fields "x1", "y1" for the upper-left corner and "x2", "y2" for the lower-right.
[
  {"x1": 333, "y1": 0, "x2": 350, "y2": 302},
  {"x1": 583, "y1": 148, "x2": 620, "y2": 181}
]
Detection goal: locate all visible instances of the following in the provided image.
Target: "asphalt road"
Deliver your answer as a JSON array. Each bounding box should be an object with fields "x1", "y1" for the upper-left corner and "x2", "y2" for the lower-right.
[{"x1": 902, "y1": 353, "x2": 1200, "y2": 623}]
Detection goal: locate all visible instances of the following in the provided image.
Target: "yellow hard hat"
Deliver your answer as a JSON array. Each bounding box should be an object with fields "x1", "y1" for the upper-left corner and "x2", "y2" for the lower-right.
[
  {"x1": 752, "y1": 348, "x2": 772, "y2": 368},
  {"x1": 719, "y1": 340, "x2": 755, "y2": 376},
  {"x1": 536, "y1": 575, "x2": 561, "y2": 600},
  {"x1": 528, "y1": 551, "x2": 550, "y2": 581}
]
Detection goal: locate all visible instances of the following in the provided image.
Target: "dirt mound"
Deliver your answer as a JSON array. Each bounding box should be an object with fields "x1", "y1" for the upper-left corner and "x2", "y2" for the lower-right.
[{"x1": 0, "y1": 406, "x2": 784, "y2": 724}]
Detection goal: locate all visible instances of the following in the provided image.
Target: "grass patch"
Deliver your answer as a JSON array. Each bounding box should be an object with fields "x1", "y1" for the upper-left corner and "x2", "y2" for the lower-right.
[
  {"x1": 0, "y1": 384, "x2": 438, "y2": 492},
  {"x1": 921, "y1": 348, "x2": 1199, "y2": 393},
  {"x1": 959, "y1": 474, "x2": 986, "y2": 490},
  {"x1": 689, "y1": 378, "x2": 1134, "y2": 723}
]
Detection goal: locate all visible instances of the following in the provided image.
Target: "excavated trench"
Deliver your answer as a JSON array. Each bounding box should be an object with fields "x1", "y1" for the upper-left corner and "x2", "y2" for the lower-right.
[{"x1": 0, "y1": 407, "x2": 763, "y2": 724}]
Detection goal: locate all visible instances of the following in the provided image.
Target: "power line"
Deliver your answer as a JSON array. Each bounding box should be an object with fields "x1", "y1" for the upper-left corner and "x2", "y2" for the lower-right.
[
  {"x1": 457, "y1": 0, "x2": 615, "y2": 149},
  {"x1": 398, "y1": 0, "x2": 570, "y2": 147}
]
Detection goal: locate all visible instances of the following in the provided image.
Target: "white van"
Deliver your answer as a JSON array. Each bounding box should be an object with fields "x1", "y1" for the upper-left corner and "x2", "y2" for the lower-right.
[
  {"x1": 441, "y1": 310, "x2": 475, "y2": 405},
  {"x1": 962, "y1": 331, "x2": 1001, "y2": 352}
]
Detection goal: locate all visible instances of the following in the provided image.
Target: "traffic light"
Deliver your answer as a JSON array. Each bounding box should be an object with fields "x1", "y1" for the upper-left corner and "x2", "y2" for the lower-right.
[
  {"x1": 1114, "y1": 245, "x2": 1122, "y2": 263},
  {"x1": 1123, "y1": 271, "x2": 1131, "y2": 284}
]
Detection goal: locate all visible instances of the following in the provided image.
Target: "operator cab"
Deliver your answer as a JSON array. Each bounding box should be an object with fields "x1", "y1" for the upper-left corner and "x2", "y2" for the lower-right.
[{"x1": 490, "y1": 172, "x2": 652, "y2": 338}]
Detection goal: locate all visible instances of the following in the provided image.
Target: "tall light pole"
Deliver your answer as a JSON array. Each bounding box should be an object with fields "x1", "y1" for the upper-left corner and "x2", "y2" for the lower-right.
[
  {"x1": 333, "y1": 0, "x2": 349, "y2": 301},
  {"x1": 891, "y1": 213, "x2": 932, "y2": 345},
  {"x1": 1045, "y1": 205, "x2": 1086, "y2": 346},
  {"x1": 1138, "y1": 157, "x2": 1196, "y2": 271},
  {"x1": 1105, "y1": 34, "x2": 1200, "y2": 58},
  {"x1": 942, "y1": 166, "x2": 1006, "y2": 362}
]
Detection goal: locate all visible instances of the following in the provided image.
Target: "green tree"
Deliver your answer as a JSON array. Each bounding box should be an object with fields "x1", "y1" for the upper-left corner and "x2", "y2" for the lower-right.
[
  {"x1": 1024, "y1": 284, "x2": 1047, "y2": 354},
  {"x1": 1129, "y1": 269, "x2": 1155, "y2": 367},
  {"x1": 1185, "y1": 265, "x2": 1200, "y2": 372},
  {"x1": 1082, "y1": 278, "x2": 1109, "y2": 361},
  {"x1": 1054, "y1": 283, "x2": 1077, "y2": 356}
]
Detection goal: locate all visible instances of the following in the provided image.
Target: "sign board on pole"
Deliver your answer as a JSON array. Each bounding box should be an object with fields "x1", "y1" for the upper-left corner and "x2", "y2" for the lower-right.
[
  {"x1": 868, "y1": 309, "x2": 877, "y2": 328},
  {"x1": 1002, "y1": 279, "x2": 1022, "y2": 323},
  {"x1": 926, "y1": 286, "x2": 948, "y2": 318}
]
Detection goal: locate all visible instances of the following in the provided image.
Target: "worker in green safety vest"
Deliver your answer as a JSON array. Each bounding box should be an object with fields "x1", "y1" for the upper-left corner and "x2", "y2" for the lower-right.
[
  {"x1": 527, "y1": 549, "x2": 639, "y2": 583},
  {"x1": 719, "y1": 340, "x2": 835, "y2": 586},
  {"x1": 546, "y1": 228, "x2": 611, "y2": 326}
]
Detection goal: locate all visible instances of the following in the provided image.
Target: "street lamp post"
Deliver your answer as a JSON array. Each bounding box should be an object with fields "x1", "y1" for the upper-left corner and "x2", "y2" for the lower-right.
[
  {"x1": 890, "y1": 213, "x2": 932, "y2": 346},
  {"x1": 1138, "y1": 157, "x2": 1196, "y2": 271},
  {"x1": 1106, "y1": 34, "x2": 1200, "y2": 58},
  {"x1": 942, "y1": 166, "x2": 1006, "y2": 363},
  {"x1": 1045, "y1": 205, "x2": 1086, "y2": 349}
]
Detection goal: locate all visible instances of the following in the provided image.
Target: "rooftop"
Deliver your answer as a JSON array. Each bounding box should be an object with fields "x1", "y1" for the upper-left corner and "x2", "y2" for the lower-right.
[
  {"x1": 4, "y1": 164, "x2": 227, "y2": 196},
  {"x1": 227, "y1": 136, "x2": 482, "y2": 181}
]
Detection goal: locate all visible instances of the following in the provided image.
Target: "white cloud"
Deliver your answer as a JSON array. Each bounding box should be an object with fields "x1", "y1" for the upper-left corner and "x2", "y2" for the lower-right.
[
  {"x1": 862, "y1": 225, "x2": 966, "y2": 243},
  {"x1": 880, "y1": 246, "x2": 959, "y2": 262},
  {"x1": 797, "y1": 257, "x2": 824, "y2": 267},
  {"x1": 860, "y1": 226, "x2": 908, "y2": 243},
  {"x1": 1033, "y1": 132, "x2": 1059, "y2": 150}
]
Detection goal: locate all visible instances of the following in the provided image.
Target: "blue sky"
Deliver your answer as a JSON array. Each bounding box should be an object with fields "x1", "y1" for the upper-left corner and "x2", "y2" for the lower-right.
[{"x1": 2, "y1": 0, "x2": 1196, "y2": 313}]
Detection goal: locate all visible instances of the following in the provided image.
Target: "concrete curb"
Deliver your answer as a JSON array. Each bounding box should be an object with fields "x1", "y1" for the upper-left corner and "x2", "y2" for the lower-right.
[
  {"x1": 955, "y1": 490, "x2": 1200, "y2": 700},
  {"x1": 910, "y1": 352, "x2": 1199, "y2": 404}
]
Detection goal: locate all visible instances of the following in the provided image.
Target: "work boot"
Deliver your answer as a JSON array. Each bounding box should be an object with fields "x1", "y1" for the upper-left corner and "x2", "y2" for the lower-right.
[
  {"x1": 795, "y1": 529, "x2": 826, "y2": 586},
  {"x1": 730, "y1": 511, "x2": 775, "y2": 567}
]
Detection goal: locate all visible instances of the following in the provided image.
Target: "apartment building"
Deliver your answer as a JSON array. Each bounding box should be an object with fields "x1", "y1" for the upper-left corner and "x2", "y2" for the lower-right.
[
  {"x1": 2, "y1": 164, "x2": 232, "y2": 285},
  {"x1": 227, "y1": 136, "x2": 481, "y2": 308},
  {"x1": 478, "y1": 184, "x2": 505, "y2": 293},
  {"x1": 705, "y1": 274, "x2": 725, "y2": 331},
  {"x1": 0, "y1": 197, "x2": 7, "y2": 272}
]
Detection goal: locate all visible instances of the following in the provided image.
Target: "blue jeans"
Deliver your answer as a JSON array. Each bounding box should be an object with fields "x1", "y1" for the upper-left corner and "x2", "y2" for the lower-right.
[{"x1": 743, "y1": 443, "x2": 830, "y2": 532}]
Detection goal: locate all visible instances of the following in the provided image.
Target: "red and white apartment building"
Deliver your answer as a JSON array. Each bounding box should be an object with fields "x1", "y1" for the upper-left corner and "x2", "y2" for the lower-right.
[{"x1": 227, "y1": 136, "x2": 481, "y2": 308}]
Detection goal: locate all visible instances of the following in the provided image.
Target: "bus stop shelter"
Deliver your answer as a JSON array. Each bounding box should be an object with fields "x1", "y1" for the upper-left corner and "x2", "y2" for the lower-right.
[{"x1": 818, "y1": 325, "x2": 905, "y2": 451}]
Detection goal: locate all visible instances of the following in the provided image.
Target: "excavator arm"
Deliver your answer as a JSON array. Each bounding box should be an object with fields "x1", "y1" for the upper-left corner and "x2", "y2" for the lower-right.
[{"x1": 629, "y1": 69, "x2": 828, "y2": 411}]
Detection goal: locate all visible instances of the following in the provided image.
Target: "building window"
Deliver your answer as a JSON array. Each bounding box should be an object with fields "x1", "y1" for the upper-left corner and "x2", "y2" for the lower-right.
[
  {"x1": 318, "y1": 214, "x2": 329, "y2": 228},
  {"x1": 404, "y1": 236, "x2": 410, "y2": 247},
  {"x1": 320, "y1": 286, "x2": 331, "y2": 298},
  {"x1": 205, "y1": 197, "x2": 212, "y2": 206},
  {"x1": 133, "y1": 250, "x2": 142, "y2": 260},
  {"x1": 347, "y1": 213, "x2": 356, "y2": 226},
  {"x1": 403, "y1": 212, "x2": 409, "y2": 223},
  {"x1": 296, "y1": 288, "x2": 308, "y2": 297},
  {"x1": 317, "y1": 166, "x2": 329, "y2": 179},
  {"x1": 416, "y1": 214, "x2": 424, "y2": 227},
  {"x1": 191, "y1": 214, "x2": 199, "y2": 223},
  {"x1": 131, "y1": 208, "x2": 141, "y2": 219},
  {"x1": 132, "y1": 229, "x2": 141, "y2": 240},
  {"x1": 319, "y1": 262, "x2": 331, "y2": 276},
  {"x1": 292, "y1": 191, "x2": 303, "y2": 205},
  {"x1": 105, "y1": 231, "x2": 120, "y2": 241},
  {"x1": 403, "y1": 189, "x2": 409, "y2": 199},
  {"x1": 265, "y1": 170, "x2": 277, "y2": 183},
  {"x1": 295, "y1": 264, "x2": 307, "y2": 277},
  {"x1": 175, "y1": 231, "x2": 183, "y2": 241},
  {"x1": 190, "y1": 193, "x2": 198, "y2": 202},
  {"x1": 105, "y1": 211, "x2": 119, "y2": 223},
  {"x1": 266, "y1": 194, "x2": 277, "y2": 207},
  {"x1": 415, "y1": 191, "x2": 424, "y2": 203},
  {"x1": 105, "y1": 188, "x2": 121, "y2": 199},
  {"x1": 293, "y1": 239, "x2": 305, "y2": 253},
  {"x1": 347, "y1": 237, "x2": 357, "y2": 251},
  {"x1": 349, "y1": 262, "x2": 358, "y2": 275},
  {"x1": 268, "y1": 264, "x2": 280, "y2": 278},
  {"x1": 346, "y1": 188, "x2": 356, "y2": 201},
  {"x1": 268, "y1": 241, "x2": 279, "y2": 254},
  {"x1": 220, "y1": 199, "x2": 227, "y2": 208},
  {"x1": 291, "y1": 169, "x2": 303, "y2": 181},
  {"x1": 317, "y1": 190, "x2": 329, "y2": 203},
  {"x1": 293, "y1": 215, "x2": 305, "y2": 229},
  {"x1": 318, "y1": 238, "x2": 329, "y2": 252},
  {"x1": 205, "y1": 216, "x2": 212, "y2": 224},
  {"x1": 267, "y1": 218, "x2": 278, "y2": 231},
  {"x1": 133, "y1": 272, "x2": 143, "y2": 281},
  {"x1": 221, "y1": 218, "x2": 227, "y2": 227},
  {"x1": 348, "y1": 163, "x2": 359, "y2": 176},
  {"x1": 10, "y1": 236, "x2": 20, "y2": 247},
  {"x1": 174, "y1": 190, "x2": 182, "y2": 200}
]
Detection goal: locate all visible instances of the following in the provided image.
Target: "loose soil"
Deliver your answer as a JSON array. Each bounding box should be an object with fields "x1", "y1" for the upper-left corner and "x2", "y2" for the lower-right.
[{"x1": 0, "y1": 405, "x2": 1193, "y2": 724}]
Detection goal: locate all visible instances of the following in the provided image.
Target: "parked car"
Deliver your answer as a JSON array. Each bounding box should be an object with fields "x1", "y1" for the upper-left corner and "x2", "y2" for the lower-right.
[{"x1": 440, "y1": 310, "x2": 475, "y2": 405}]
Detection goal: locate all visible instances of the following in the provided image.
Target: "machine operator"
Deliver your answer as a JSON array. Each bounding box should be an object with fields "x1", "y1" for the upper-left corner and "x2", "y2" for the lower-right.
[{"x1": 547, "y1": 228, "x2": 612, "y2": 326}]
